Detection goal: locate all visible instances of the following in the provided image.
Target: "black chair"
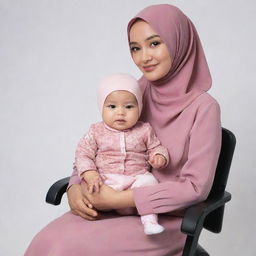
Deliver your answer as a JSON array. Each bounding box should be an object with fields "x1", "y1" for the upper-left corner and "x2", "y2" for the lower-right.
[
  {"x1": 181, "y1": 128, "x2": 236, "y2": 255},
  {"x1": 46, "y1": 127, "x2": 236, "y2": 256}
]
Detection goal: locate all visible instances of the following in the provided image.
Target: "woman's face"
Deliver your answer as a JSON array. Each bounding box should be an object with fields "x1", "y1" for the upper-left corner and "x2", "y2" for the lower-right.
[{"x1": 129, "y1": 20, "x2": 172, "y2": 81}]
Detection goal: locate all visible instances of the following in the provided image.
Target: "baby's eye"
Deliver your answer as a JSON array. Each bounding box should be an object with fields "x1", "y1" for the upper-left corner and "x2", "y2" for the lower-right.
[
  {"x1": 130, "y1": 46, "x2": 140, "y2": 52},
  {"x1": 150, "y1": 41, "x2": 161, "y2": 47},
  {"x1": 126, "y1": 105, "x2": 134, "y2": 109},
  {"x1": 107, "y1": 104, "x2": 116, "y2": 109}
]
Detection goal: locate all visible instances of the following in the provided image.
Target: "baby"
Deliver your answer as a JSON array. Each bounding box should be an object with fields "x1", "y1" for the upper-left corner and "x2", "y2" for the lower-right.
[{"x1": 75, "y1": 73, "x2": 169, "y2": 235}]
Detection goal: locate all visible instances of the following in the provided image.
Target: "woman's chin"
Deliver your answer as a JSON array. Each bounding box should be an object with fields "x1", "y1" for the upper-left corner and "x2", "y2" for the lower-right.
[{"x1": 143, "y1": 73, "x2": 161, "y2": 81}]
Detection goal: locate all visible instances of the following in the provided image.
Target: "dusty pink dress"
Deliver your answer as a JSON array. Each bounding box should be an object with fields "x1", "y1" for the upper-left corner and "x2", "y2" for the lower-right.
[{"x1": 24, "y1": 4, "x2": 221, "y2": 256}]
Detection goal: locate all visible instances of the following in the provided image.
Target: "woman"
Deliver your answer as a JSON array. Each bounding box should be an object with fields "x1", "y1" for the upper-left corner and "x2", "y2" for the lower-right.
[{"x1": 25, "y1": 4, "x2": 221, "y2": 256}]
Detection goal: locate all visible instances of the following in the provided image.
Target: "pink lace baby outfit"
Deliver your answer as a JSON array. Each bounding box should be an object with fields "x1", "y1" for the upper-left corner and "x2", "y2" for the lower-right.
[
  {"x1": 76, "y1": 120, "x2": 169, "y2": 234},
  {"x1": 75, "y1": 73, "x2": 169, "y2": 235},
  {"x1": 76, "y1": 121, "x2": 169, "y2": 192}
]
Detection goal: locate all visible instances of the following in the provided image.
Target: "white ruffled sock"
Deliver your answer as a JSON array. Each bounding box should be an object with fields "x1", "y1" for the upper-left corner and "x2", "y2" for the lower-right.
[{"x1": 140, "y1": 214, "x2": 165, "y2": 235}]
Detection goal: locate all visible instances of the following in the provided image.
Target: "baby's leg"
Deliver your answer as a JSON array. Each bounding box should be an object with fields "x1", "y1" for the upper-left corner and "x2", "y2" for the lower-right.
[
  {"x1": 116, "y1": 207, "x2": 136, "y2": 215},
  {"x1": 102, "y1": 173, "x2": 136, "y2": 215},
  {"x1": 131, "y1": 173, "x2": 164, "y2": 235},
  {"x1": 140, "y1": 214, "x2": 164, "y2": 235}
]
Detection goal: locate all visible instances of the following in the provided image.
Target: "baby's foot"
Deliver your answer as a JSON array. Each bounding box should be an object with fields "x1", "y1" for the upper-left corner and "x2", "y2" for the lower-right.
[{"x1": 143, "y1": 222, "x2": 165, "y2": 235}]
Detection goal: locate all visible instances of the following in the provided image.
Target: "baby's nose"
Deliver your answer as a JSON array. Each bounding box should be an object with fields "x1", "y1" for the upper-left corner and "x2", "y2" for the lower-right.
[{"x1": 117, "y1": 107, "x2": 125, "y2": 115}]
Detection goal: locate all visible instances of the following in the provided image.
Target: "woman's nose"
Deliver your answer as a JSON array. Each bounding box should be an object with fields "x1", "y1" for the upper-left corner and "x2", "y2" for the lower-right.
[{"x1": 141, "y1": 49, "x2": 153, "y2": 63}]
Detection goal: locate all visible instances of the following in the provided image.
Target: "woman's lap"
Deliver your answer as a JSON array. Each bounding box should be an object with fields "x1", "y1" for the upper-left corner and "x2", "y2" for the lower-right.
[{"x1": 25, "y1": 211, "x2": 185, "y2": 256}]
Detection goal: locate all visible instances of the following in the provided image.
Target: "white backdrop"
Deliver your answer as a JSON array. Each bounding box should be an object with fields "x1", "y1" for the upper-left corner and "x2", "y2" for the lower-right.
[{"x1": 0, "y1": 0, "x2": 255, "y2": 255}]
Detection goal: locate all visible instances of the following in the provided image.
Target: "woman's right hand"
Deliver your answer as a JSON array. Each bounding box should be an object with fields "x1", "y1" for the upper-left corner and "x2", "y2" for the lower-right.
[{"x1": 67, "y1": 184, "x2": 98, "y2": 220}]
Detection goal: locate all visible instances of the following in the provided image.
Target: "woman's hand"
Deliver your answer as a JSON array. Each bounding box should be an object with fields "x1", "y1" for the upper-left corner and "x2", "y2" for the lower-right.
[
  {"x1": 82, "y1": 183, "x2": 136, "y2": 211},
  {"x1": 67, "y1": 184, "x2": 99, "y2": 220},
  {"x1": 82, "y1": 183, "x2": 119, "y2": 210}
]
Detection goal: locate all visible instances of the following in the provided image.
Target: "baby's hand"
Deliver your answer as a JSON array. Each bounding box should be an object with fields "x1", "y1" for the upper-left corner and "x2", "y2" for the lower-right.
[
  {"x1": 148, "y1": 154, "x2": 167, "y2": 169},
  {"x1": 81, "y1": 170, "x2": 103, "y2": 194}
]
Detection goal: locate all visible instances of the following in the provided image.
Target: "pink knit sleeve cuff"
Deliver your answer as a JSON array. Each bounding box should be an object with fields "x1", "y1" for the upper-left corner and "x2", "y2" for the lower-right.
[
  {"x1": 67, "y1": 175, "x2": 81, "y2": 190},
  {"x1": 77, "y1": 162, "x2": 97, "y2": 177},
  {"x1": 67, "y1": 166, "x2": 81, "y2": 190}
]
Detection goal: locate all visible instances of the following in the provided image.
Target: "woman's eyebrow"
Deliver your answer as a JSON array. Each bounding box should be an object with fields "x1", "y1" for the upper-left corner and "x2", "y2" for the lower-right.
[
  {"x1": 129, "y1": 35, "x2": 160, "y2": 45},
  {"x1": 146, "y1": 34, "x2": 160, "y2": 41}
]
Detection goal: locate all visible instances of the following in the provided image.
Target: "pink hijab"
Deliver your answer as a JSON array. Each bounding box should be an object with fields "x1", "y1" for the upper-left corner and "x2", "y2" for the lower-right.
[{"x1": 127, "y1": 4, "x2": 211, "y2": 129}]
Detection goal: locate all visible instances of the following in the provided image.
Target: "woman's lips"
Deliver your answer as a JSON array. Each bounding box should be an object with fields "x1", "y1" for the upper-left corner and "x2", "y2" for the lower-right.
[{"x1": 143, "y1": 64, "x2": 158, "y2": 72}]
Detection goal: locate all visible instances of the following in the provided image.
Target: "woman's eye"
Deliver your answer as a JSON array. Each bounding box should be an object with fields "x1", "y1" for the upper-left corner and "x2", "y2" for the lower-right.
[
  {"x1": 130, "y1": 46, "x2": 140, "y2": 52},
  {"x1": 151, "y1": 41, "x2": 160, "y2": 47}
]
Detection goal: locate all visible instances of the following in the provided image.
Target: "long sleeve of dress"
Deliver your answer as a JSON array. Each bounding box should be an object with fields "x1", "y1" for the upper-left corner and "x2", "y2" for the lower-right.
[{"x1": 133, "y1": 102, "x2": 222, "y2": 215}]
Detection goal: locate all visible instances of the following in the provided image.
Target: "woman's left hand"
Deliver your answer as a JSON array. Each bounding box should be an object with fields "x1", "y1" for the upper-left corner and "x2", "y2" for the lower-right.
[{"x1": 81, "y1": 182, "x2": 119, "y2": 210}]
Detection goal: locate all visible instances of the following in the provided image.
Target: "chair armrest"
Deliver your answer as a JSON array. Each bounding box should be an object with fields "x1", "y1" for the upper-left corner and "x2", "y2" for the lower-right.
[
  {"x1": 45, "y1": 177, "x2": 70, "y2": 205},
  {"x1": 181, "y1": 191, "x2": 231, "y2": 236}
]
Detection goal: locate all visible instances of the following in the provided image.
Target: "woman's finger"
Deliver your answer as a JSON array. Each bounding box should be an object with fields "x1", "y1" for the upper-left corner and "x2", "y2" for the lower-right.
[
  {"x1": 76, "y1": 210, "x2": 97, "y2": 221},
  {"x1": 70, "y1": 209, "x2": 78, "y2": 216},
  {"x1": 83, "y1": 197, "x2": 93, "y2": 208},
  {"x1": 77, "y1": 200, "x2": 98, "y2": 217},
  {"x1": 84, "y1": 207, "x2": 98, "y2": 218},
  {"x1": 77, "y1": 198, "x2": 97, "y2": 214}
]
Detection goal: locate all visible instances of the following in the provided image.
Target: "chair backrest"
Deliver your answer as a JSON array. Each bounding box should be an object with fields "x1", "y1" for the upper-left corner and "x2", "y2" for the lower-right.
[
  {"x1": 203, "y1": 127, "x2": 236, "y2": 233},
  {"x1": 208, "y1": 128, "x2": 236, "y2": 198}
]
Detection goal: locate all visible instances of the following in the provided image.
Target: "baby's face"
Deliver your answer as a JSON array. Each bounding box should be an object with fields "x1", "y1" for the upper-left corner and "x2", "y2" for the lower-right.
[{"x1": 102, "y1": 90, "x2": 139, "y2": 131}]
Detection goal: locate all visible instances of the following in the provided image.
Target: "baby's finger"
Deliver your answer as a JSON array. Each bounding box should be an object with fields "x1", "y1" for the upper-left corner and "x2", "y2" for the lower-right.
[
  {"x1": 153, "y1": 163, "x2": 160, "y2": 169},
  {"x1": 94, "y1": 182, "x2": 100, "y2": 193},
  {"x1": 88, "y1": 184, "x2": 94, "y2": 194},
  {"x1": 156, "y1": 157, "x2": 162, "y2": 165}
]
